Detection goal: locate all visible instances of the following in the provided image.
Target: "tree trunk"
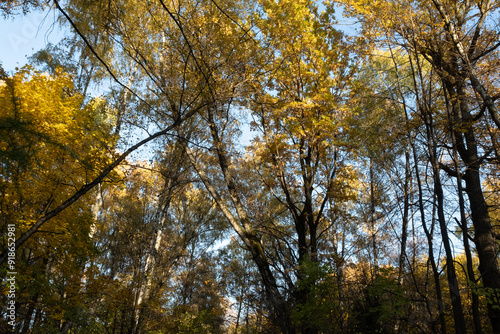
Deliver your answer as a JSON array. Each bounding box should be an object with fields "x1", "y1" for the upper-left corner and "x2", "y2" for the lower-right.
[
  {"x1": 184, "y1": 144, "x2": 294, "y2": 333},
  {"x1": 448, "y1": 110, "x2": 484, "y2": 334},
  {"x1": 399, "y1": 150, "x2": 410, "y2": 282},
  {"x1": 464, "y1": 168, "x2": 500, "y2": 333},
  {"x1": 369, "y1": 161, "x2": 378, "y2": 278},
  {"x1": 424, "y1": 106, "x2": 467, "y2": 334},
  {"x1": 442, "y1": 77, "x2": 500, "y2": 333}
]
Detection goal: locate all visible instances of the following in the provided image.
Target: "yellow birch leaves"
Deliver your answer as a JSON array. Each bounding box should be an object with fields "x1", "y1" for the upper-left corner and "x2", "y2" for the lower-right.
[{"x1": 0, "y1": 66, "x2": 117, "y2": 242}]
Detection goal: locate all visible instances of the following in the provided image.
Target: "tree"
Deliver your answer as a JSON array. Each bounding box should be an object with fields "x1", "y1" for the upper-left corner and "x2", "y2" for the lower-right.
[
  {"x1": 0, "y1": 66, "x2": 117, "y2": 332},
  {"x1": 339, "y1": 0, "x2": 500, "y2": 331},
  {"x1": 182, "y1": 0, "x2": 361, "y2": 332},
  {"x1": 87, "y1": 157, "x2": 227, "y2": 334},
  {"x1": 5, "y1": 0, "x2": 500, "y2": 332},
  {"x1": 0, "y1": 0, "x2": 221, "y2": 264}
]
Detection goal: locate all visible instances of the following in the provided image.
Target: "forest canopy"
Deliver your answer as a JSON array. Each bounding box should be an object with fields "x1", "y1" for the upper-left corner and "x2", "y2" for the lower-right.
[{"x1": 1, "y1": 0, "x2": 500, "y2": 333}]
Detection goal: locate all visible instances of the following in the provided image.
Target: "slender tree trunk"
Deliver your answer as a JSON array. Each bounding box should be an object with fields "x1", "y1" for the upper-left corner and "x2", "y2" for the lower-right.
[
  {"x1": 414, "y1": 153, "x2": 446, "y2": 334},
  {"x1": 234, "y1": 286, "x2": 243, "y2": 334},
  {"x1": 389, "y1": 43, "x2": 443, "y2": 331},
  {"x1": 458, "y1": 213, "x2": 484, "y2": 334},
  {"x1": 424, "y1": 108, "x2": 467, "y2": 334},
  {"x1": 432, "y1": 166, "x2": 467, "y2": 334},
  {"x1": 369, "y1": 161, "x2": 378, "y2": 278},
  {"x1": 133, "y1": 167, "x2": 182, "y2": 334},
  {"x1": 403, "y1": 44, "x2": 449, "y2": 334},
  {"x1": 132, "y1": 227, "x2": 163, "y2": 334},
  {"x1": 21, "y1": 293, "x2": 39, "y2": 333},
  {"x1": 399, "y1": 149, "x2": 411, "y2": 282}
]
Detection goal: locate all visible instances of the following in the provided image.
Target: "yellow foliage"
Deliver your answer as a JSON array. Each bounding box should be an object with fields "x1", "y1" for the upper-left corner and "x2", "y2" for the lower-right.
[
  {"x1": 0, "y1": 66, "x2": 117, "y2": 246},
  {"x1": 0, "y1": 66, "x2": 120, "y2": 330}
]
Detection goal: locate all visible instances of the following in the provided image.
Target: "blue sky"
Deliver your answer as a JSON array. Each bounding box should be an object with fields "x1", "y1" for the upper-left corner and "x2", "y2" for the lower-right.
[{"x1": 0, "y1": 9, "x2": 65, "y2": 72}]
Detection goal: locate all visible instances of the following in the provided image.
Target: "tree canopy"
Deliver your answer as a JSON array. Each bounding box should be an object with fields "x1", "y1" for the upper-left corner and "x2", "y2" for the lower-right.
[{"x1": 1, "y1": 0, "x2": 500, "y2": 333}]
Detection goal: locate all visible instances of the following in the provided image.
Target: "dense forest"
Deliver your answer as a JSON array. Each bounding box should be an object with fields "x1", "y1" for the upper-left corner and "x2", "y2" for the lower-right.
[{"x1": 1, "y1": 0, "x2": 500, "y2": 333}]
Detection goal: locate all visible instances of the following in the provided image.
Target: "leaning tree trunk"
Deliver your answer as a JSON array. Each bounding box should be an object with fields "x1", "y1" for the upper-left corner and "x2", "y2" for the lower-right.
[{"x1": 183, "y1": 142, "x2": 294, "y2": 334}]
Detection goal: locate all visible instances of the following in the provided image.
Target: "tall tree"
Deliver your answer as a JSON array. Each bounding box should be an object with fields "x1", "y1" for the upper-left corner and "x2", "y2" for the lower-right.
[
  {"x1": 0, "y1": 66, "x2": 118, "y2": 332},
  {"x1": 182, "y1": 0, "x2": 361, "y2": 332}
]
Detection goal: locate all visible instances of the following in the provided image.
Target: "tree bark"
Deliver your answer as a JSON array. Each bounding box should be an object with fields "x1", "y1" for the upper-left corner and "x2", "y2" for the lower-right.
[
  {"x1": 423, "y1": 101, "x2": 467, "y2": 334},
  {"x1": 442, "y1": 76, "x2": 500, "y2": 333},
  {"x1": 398, "y1": 150, "x2": 410, "y2": 282},
  {"x1": 183, "y1": 144, "x2": 293, "y2": 333}
]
